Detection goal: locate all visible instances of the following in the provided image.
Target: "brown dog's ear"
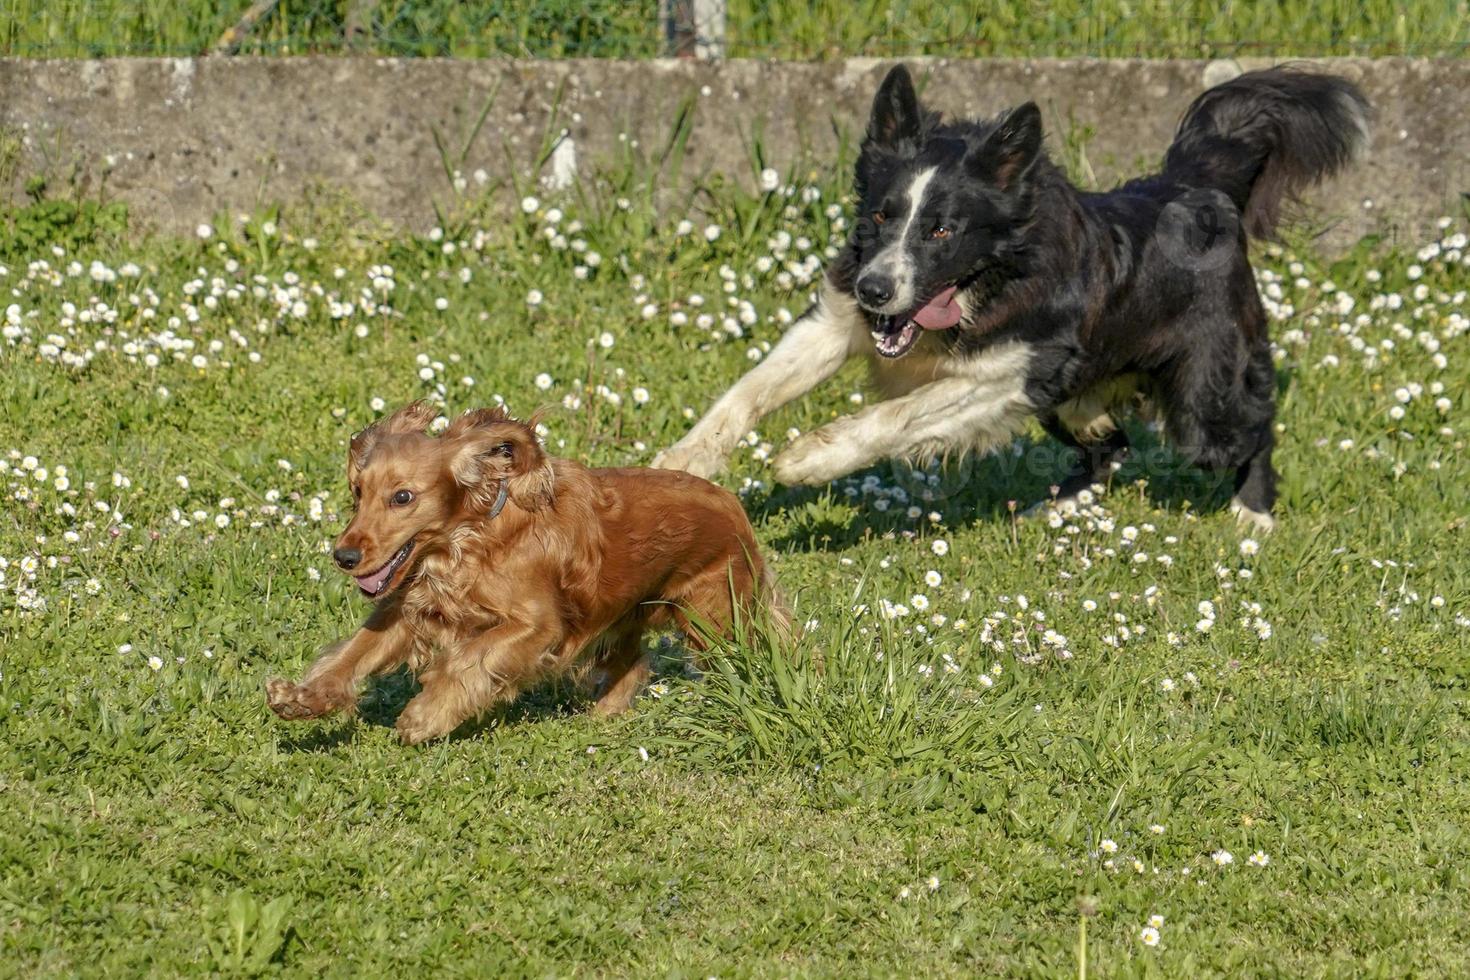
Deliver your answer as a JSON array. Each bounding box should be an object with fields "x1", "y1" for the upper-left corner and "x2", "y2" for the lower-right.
[
  {"x1": 349, "y1": 400, "x2": 439, "y2": 481},
  {"x1": 446, "y1": 411, "x2": 555, "y2": 512}
]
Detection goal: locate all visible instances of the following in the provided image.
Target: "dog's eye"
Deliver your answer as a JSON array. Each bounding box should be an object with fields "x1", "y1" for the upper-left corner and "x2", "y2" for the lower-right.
[
  {"x1": 391, "y1": 489, "x2": 414, "y2": 506},
  {"x1": 929, "y1": 225, "x2": 952, "y2": 240},
  {"x1": 872, "y1": 211, "x2": 887, "y2": 225}
]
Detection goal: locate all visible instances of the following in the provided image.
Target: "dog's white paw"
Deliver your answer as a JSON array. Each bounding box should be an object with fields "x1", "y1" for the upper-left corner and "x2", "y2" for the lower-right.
[
  {"x1": 1019, "y1": 483, "x2": 1104, "y2": 520},
  {"x1": 772, "y1": 428, "x2": 859, "y2": 486},
  {"x1": 652, "y1": 439, "x2": 726, "y2": 480},
  {"x1": 1230, "y1": 497, "x2": 1276, "y2": 534},
  {"x1": 1019, "y1": 496, "x2": 1080, "y2": 521}
]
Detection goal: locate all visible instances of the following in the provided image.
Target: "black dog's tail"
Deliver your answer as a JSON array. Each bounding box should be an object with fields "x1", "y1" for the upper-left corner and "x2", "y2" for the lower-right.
[{"x1": 1163, "y1": 66, "x2": 1370, "y2": 239}]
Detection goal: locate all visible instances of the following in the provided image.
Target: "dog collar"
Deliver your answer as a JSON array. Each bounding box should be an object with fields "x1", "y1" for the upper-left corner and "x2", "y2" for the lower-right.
[{"x1": 486, "y1": 480, "x2": 509, "y2": 521}]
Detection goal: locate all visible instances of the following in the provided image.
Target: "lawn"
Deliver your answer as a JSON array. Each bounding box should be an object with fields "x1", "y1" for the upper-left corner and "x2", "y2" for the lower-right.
[
  {"x1": 3, "y1": 0, "x2": 1468, "y2": 58},
  {"x1": 1, "y1": 144, "x2": 1468, "y2": 975}
]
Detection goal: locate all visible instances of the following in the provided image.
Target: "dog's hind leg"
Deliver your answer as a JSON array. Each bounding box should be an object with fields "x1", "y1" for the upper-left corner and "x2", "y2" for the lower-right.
[
  {"x1": 670, "y1": 582, "x2": 737, "y2": 655},
  {"x1": 1230, "y1": 343, "x2": 1279, "y2": 532},
  {"x1": 590, "y1": 629, "x2": 650, "y2": 717},
  {"x1": 1034, "y1": 413, "x2": 1131, "y2": 513},
  {"x1": 1230, "y1": 431, "x2": 1277, "y2": 533},
  {"x1": 1169, "y1": 339, "x2": 1279, "y2": 531},
  {"x1": 667, "y1": 551, "x2": 777, "y2": 660},
  {"x1": 653, "y1": 286, "x2": 865, "y2": 479}
]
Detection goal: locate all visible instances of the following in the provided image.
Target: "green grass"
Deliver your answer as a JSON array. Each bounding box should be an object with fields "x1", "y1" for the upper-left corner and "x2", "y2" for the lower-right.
[
  {"x1": 2, "y1": 137, "x2": 1469, "y2": 975},
  {"x1": 2, "y1": 0, "x2": 1467, "y2": 57}
]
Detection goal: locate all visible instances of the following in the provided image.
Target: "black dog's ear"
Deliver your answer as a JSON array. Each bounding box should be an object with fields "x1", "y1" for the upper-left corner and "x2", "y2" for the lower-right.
[
  {"x1": 867, "y1": 65, "x2": 922, "y2": 148},
  {"x1": 972, "y1": 102, "x2": 1043, "y2": 191}
]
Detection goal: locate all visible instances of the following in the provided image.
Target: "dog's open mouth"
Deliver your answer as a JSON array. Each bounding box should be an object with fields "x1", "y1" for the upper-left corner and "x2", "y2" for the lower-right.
[
  {"x1": 353, "y1": 539, "x2": 415, "y2": 597},
  {"x1": 871, "y1": 286, "x2": 963, "y2": 358}
]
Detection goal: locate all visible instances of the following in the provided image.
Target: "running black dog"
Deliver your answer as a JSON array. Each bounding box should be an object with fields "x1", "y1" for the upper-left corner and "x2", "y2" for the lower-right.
[{"x1": 656, "y1": 64, "x2": 1369, "y2": 529}]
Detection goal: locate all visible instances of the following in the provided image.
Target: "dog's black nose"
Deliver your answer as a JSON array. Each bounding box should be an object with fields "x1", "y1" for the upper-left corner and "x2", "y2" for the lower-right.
[
  {"x1": 856, "y1": 275, "x2": 894, "y2": 308},
  {"x1": 333, "y1": 547, "x2": 362, "y2": 570}
]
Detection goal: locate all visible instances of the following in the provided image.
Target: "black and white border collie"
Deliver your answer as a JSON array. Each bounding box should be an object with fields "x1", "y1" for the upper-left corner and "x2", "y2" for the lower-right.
[{"x1": 655, "y1": 64, "x2": 1369, "y2": 530}]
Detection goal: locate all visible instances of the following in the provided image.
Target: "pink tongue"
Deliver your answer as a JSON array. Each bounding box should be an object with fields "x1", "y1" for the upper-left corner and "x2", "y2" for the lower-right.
[
  {"x1": 912, "y1": 287, "x2": 962, "y2": 329},
  {"x1": 355, "y1": 562, "x2": 395, "y2": 595}
]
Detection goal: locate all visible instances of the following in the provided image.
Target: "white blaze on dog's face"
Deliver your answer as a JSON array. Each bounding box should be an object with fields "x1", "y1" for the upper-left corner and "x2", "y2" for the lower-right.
[{"x1": 859, "y1": 165, "x2": 939, "y2": 317}]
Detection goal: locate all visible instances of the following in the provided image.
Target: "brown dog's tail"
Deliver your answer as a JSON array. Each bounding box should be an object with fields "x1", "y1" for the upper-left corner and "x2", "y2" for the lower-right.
[
  {"x1": 757, "y1": 562, "x2": 798, "y2": 646},
  {"x1": 740, "y1": 555, "x2": 799, "y2": 646}
]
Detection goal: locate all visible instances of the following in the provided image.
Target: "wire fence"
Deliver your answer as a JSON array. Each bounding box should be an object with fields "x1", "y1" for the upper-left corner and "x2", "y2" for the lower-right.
[{"x1": 2, "y1": 0, "x2": 1467, "y2": 59}]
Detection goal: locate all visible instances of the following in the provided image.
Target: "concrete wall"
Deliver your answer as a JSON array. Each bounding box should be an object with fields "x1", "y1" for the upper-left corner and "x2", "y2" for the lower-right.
[{"x1": 2, "y1": 57, "x2": 1466, "y2": 246}]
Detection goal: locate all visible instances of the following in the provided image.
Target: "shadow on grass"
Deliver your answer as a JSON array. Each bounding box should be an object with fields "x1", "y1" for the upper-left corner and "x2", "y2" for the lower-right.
[
  {"x1": 279, "y1": 642, "x2": 698, "y2": 752},
  {"x1": 275, "y1": 726, "x2": 362, "y2": 754},
  {"x1": 753, "y1": 423, "x2": 1247, "y2": 555}
]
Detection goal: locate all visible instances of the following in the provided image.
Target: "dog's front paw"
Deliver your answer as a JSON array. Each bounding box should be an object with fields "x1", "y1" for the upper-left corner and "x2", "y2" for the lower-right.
[
  {"x1": 772, "y1": 428, "x2": 861, "y2": 486},
  {"x1": 395, "y1": 699, "x2": 451, "y2": 746},
  {"x1": 265, "y1": 678, "x2": 339, "y2": 720},
  {"x1": 652, "y1": 439, "x2": 726, "y2": 479}
]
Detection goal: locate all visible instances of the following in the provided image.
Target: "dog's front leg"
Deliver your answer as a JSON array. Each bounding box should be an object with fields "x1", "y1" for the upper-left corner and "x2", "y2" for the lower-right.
[
  {"x1": 772, "y1": 351, "x2": 1037, "y2": 485},
  {"x1": 395, "y1": 607, "x2": 565, "y2": 745},
  {"x1": 266, "y1": 606, "x2": 412, "y2": 720},
  {"x1": 653, "y1": 286, "x2": 865, "y2": 479}
]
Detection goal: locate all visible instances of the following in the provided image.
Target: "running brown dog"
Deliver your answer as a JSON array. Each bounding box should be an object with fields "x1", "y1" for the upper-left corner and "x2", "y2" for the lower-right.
[{"x1": 266, "y1": 401, "x2": 784, "y2": 744}]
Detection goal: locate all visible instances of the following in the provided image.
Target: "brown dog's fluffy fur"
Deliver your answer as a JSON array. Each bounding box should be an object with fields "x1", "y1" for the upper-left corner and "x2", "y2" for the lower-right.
[{"x1": 266, "y1": 402, "x2": 785, "y2": 744}]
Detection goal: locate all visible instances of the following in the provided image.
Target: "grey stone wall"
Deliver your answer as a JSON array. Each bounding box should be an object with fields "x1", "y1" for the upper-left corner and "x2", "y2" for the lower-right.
[{"x1": 2, "y1": 57, "x2": 1465, "y2": 246}]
